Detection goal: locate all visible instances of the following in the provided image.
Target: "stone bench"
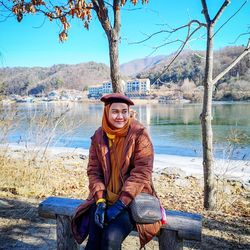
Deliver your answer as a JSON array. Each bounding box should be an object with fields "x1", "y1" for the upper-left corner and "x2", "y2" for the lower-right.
[{"x1": 38, "y1": 196, "x2": 202, "y2": 250}]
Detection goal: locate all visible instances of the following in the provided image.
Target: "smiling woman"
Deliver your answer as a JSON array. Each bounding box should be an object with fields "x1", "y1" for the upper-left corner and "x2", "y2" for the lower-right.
[
  {"x1": 108, "y1": 103, "x2": 129, "y2": 129},
  {"x1": 71, "y1": 93, "x2": 163, "y2": 249}
]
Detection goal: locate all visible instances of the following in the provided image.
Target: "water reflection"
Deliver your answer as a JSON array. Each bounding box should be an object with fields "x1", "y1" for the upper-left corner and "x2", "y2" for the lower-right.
[
  {"x1": 149, "y1": 103, "x2": 202, "y2": 126},
  {"x1": 1, "y1": 101, "x2": 249, "y2": 160}
]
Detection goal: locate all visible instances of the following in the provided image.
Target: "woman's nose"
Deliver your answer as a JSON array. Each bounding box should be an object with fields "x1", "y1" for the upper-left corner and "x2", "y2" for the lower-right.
[{"x1": 117, "y1": 112, "x2": 123, "y2": 118}]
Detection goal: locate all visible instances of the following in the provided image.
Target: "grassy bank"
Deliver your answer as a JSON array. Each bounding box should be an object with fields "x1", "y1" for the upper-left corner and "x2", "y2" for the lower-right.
[{"x1": 0, "y1": 147, "x2": 249, "y2": 249}]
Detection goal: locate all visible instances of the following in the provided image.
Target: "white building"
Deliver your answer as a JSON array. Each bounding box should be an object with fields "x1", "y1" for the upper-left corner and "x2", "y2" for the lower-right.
[
  {"x1": 102, "y1": 80, "x2": 126, "y2": 94},
  {"x1": 88, "y1": 82, "x2": 114, "y2": 98},
  {"x1": 88, "y1": 79, "x2": 150, "y2": 98},
  {"x1": 102, "y1": 82, "x2": 113, "y2": 94},
  {"x1": 88, "y1": 85, "x2": 103, "y2": 98},
  {"x1": 125, "y1": 79, "x2": 150, "y2": 95}
]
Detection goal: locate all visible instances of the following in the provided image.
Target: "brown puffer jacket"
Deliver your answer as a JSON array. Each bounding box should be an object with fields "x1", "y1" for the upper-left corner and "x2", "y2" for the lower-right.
[{"x1": 71, "y1": 119, "x2": 162, "y2": 248}]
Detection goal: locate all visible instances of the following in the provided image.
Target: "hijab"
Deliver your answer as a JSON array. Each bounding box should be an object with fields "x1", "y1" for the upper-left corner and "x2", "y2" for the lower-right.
[{"x1": 101, "y1": 103, "x2": 130, "y2": 203}]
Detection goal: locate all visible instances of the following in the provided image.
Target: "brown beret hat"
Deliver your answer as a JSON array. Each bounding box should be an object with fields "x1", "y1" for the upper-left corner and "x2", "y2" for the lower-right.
[{"x1": 100, "y1": 93, "x2": 134, "y2": 106}]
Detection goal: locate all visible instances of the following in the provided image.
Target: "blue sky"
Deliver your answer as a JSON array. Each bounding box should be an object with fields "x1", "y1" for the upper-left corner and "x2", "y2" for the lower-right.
[{"x1": 0, "y1": 0, "x2": 249, "y2": 67}]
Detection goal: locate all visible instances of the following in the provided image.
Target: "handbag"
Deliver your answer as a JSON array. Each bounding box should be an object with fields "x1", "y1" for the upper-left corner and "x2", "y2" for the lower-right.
[{"x1": 129, "y1": 193, "x2": 162, "y2": 224}]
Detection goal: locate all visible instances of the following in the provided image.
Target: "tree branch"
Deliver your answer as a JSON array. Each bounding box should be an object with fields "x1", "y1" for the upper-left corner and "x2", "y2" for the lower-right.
[
  {"x1": 0, "y1": 1, "x2": 11, "y2": 11},
  {"x1": 94, "y1": 0, "x2": 112, "y2": 34},
  {"x1": 201, "y1": 0, "x2": 210, "y2": 24},
  {"x1": 104, "y1": 1, "x2": 114, "y2": 8},
  {"x1": 212, "y1": 39, "x2": 250, "y2": 84},
  {"x1": 151, "y1": 23, "x2": 203, "y2": 85},
  {"x1": 92, "y1": 0, "x2": 100, "y2": 12},
  {"x1": 212, "y1": 0, "x2": 248, "y2": 39},
  {"x1": 0, "y1": 12, "x2": 15, "y2": 22},
  {"x1": 130, "y1": 20, "x2": 206, "y2": 45},
  {"x1": 113, "y1": 0, "x2": 120, "y2": 32},
  {"x1": 231, "y1": 31, "x2": 250, "y2": 44},
  {"x1": 150, "y1": 39, "x2": 184, "y2": 51},
  {"x1": 212, "y1": 0, "x2": 230, "y2": 24}
]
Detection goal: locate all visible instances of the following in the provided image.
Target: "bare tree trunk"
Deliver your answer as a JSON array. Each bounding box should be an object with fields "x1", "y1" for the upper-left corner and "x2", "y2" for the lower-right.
[
  {"x1": 201, "y1": 22, "x2": 216, "y2": 210},
  {"x1": 108, "y1": 30, "x2": 123, "y2": 93},
  {"x1": 92, "y1": 1, "x2": 123, "y2": 93}
]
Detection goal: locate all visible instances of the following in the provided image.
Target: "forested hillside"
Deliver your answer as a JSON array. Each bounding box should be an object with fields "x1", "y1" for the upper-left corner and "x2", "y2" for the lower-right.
[
  {"x1": 0, "y1": 46, "x2": 249, "y2": 100},
  {"x1": 134, "y1": 46, "x2": 250, "y2": 101},
  {"x1": 0, "y1": 62, "x2": 110, "y2": 96},
  {"x1": 136, "y1": 46, "x2": 250, "y2": 86}
]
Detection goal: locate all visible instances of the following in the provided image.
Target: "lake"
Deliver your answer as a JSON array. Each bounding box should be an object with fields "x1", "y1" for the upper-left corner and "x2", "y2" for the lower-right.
[{"x1": 1, "y1": 101, "x2": 250, "y2": 160}]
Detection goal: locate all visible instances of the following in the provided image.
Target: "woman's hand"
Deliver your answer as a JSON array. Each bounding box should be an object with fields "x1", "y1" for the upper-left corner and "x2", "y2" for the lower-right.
[
  {"x1": 106, "y1": 200, "x2": 126, "y2": 223},
  {"x1": 95, "y1": 202, "x2": 106, "y2": 228}
]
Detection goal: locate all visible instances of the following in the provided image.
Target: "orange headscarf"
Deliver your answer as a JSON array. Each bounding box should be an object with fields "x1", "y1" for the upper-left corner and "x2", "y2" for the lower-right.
[
  {"x1": 102, "y1": 104, "x2": 130, "y2": 204},
  {"x1": 102, "y1": 104, "x2": 130, "y2": 137}
]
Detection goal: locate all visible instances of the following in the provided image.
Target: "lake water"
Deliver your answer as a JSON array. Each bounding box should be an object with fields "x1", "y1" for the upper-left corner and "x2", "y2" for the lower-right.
[{"x1": 1, "y1": 101, "x2": 250, "y2": 160}]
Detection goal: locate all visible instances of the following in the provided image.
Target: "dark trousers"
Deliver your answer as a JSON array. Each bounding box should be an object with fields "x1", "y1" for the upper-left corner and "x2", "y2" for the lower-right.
[{"x1": 85, "y1": 204, "x2": 135, "y2": 250}]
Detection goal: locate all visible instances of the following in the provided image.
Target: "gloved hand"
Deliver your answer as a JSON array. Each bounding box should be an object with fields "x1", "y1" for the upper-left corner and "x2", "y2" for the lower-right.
[
  {"x1": 106, "y1": 199, "x2": 126, "y2": 223},
  {"x1": 95, "y1": 201, "x2": 106, "y2": 228}
]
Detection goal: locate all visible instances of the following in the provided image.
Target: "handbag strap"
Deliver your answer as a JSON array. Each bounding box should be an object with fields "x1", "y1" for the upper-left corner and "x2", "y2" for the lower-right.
[{"x1": 150, "y1": 175, "x2": 160, "y2": 199}]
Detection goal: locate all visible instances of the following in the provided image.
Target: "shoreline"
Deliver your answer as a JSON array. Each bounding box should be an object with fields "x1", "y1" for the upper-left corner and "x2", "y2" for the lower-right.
[
  {"x1": 1, "y1": 143, "x2": 249, "y2": 186},
  {"x1": 3, "y1": 97, "x2": 250, "y2": 106},
  {"x1": 0, "y1": 97, "x2": 159, "y2": 106}
]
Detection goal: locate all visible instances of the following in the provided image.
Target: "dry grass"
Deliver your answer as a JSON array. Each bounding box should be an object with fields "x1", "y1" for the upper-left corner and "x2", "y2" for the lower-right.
[
  {"x1": 0, "y1": 147, "x2": 249, "y2": 216},
  {"x1": 154, "y1": 174, "x2": 249, "y2": 218},
  {"x1": 0, "y1": 149, "x2": 89, "y2": 200},
  {"x1": 0, "y1": 147, "x2": 250, "y2": 249}
]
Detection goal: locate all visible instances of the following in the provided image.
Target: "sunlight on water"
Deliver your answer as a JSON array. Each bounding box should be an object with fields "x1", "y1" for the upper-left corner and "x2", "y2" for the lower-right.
[{"x1": 1, "y1": 101, "x2": 249, "y2": 160}]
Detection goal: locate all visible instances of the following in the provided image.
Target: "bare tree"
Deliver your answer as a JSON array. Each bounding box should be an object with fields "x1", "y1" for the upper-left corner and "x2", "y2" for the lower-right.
[
  {"x1": 0, "y1": 0, "x2": 149, "y2": 93},
  {"x1": 134, "y1": 0, "x2": 250, "y2": 210},
  {"x1": 200, "y1": 0, "x2": 250, "y2": 210}
]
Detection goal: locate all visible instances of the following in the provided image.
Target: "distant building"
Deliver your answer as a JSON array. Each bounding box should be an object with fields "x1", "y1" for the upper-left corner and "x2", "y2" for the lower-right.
[
  {"x1": 47, "y1": 91, "x2": 59, "y2": 101},
  {"x1": 88, "y1": 79, "x2": 150, "y2": 98},
  {"x1": 125, "y1": 79, "x2": 150, "y2": 95},
  {"x1": 102, "y1": 82, "x2": 113, "y2": 94},
  {"x1": 88, "y1": 85, "x2": 103, "y2": 98}
]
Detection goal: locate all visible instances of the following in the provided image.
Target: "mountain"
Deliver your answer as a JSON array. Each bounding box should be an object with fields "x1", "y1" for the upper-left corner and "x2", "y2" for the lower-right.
[
  {"x1": 1, "y1": 46, "x2": 249, "y2": 98},
  {"x1": 120, "y1": 55, "x2": 166, "y2": 76},
  {"x1": 120, "y1": 46, "x2": 250, "y2": 101},
  {"x1": 0, "y1": 62, "x2": 110, "y2": 95},
  {"x1": 122, "y1": 47, "x2": 250, "y2": 86}
]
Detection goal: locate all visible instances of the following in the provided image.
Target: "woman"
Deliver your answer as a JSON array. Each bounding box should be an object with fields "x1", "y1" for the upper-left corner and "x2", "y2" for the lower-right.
[{"x1": 71, "y1": 93, "x2": 162, "y2": 249}]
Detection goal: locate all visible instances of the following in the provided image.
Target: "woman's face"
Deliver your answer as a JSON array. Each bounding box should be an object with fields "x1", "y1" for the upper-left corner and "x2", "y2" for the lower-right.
[{"x1": 108, "y1": 102, "x2": 129, "y2": 129}]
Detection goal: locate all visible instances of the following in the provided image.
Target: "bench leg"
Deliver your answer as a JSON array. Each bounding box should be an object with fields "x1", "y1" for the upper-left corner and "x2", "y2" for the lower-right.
[
  {"x1": 56, "y1": 215, "x2": 80, "y2": 250},
  {"x1": 158, "y1": 229, "x2": 183, "y2": 250}
]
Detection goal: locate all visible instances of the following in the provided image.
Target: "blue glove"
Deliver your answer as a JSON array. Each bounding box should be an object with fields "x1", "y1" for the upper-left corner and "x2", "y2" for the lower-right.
[
  {"x1": 106, "y1": 200, "x2": 126, "y2": 223},
  {"x1": 95, "y1": 202, "x2": 106, "y2": 228}
]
